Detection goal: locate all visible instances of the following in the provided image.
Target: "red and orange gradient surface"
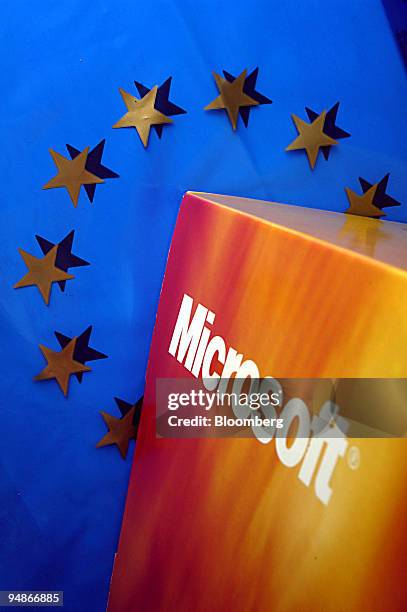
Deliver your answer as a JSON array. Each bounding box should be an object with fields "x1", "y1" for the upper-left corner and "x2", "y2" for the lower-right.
[{"x1": 108, "y1": 193, "x2": 407, "y2": 612}]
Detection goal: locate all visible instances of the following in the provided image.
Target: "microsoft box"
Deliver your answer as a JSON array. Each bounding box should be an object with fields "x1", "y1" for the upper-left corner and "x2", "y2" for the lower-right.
[{"x1": 108, "y1": 192, "x2": 407, "y2": 612}]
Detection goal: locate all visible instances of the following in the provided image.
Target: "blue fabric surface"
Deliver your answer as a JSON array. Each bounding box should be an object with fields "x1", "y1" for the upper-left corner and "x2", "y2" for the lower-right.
[{"x1": 0, "y1": 1, "x2": 406, "y2": 610}]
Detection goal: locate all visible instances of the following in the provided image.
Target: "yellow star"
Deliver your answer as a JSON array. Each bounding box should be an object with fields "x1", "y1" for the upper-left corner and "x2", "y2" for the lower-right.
[
  {"x1": 112, "y1": 86, "x2": 172, "y2": 147},
  {"x1": 43, "y1": 147, "x2": 104, "y2": 207},
  {"x1": 96, "y1": 406, "x2": 137, "y2": 459},
  {"x1": 14, "y1": 245, "x2": 74, "y2": 305},
  {"x1": 204, "y1": 69, "x2": 259, "y2": 130},
  {"x1": 34, "y1": 338, "x2": 91, "y2": 396},
  {"x1": 345, "y1": 183, "x2": 384, "y2": 218},
  {"x1": 286, "y1": 111, "x2": 338, "y2": 169}
]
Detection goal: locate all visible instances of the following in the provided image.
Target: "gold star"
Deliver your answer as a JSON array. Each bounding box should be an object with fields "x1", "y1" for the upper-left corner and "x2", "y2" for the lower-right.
[
  {"x1": 345, "y1": 183, "x2": 384, "y2": 218},
  {"x1": 286, "y1": 111, "x2": 338, "y2": 169},
  {"x1": 43, "y1": 147, "x2": 104, "y2": 207},
  {"x1": 112, "y1": 86, "x2": 172, "y2": 147},
  {"x1": 204, "y1": 69, "x2": 259, "y2": 130},
  {"x1": 14, "y1": 245, "x2": 74, "y2": 305},
  {"x1": 34, "y1": 338, "x2": 91, "y2": 396},
  {"x1": 96, "y1": 406, "x2": 137, "y2": 459}
]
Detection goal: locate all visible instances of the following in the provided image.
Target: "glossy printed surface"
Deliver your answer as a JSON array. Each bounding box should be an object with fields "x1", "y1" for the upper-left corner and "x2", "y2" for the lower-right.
[{"x1": 109, "y1": 193, "x2": 407, "y2": 611}]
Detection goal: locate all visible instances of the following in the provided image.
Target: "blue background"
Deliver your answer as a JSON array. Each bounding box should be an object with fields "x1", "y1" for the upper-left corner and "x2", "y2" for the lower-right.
[{"x1": 0, "y1": 1, "x2": 405, "y2": 610}]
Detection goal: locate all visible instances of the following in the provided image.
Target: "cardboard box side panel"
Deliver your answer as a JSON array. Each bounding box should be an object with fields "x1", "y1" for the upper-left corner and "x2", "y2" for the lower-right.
[
  {"x1": 108, "y1": 195, "x2": 407, "y2": 612},
  {"x1": 190, "y1": 192, "x2": 407, "y2": 271}
]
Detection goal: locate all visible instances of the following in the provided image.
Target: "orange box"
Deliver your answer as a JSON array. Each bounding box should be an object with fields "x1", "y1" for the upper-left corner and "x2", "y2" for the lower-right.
[{"x1": 108, "y1": 193, "x2": 407, "y2": 612}]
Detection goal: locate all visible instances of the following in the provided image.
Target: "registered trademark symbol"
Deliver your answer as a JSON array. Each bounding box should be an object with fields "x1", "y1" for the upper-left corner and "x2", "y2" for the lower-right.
[{"x1": 347, "y1": 446, "x2": 360, "y2": 470}]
